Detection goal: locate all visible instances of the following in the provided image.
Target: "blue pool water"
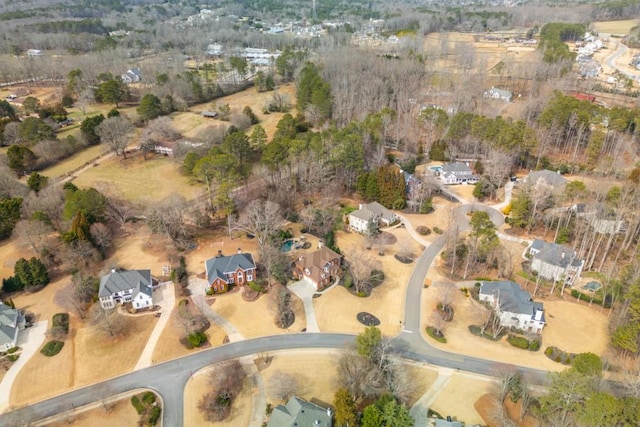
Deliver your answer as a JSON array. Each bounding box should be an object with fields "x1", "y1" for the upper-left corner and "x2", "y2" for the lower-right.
[
  {"x1": 281, "y1": 240, "x2": 294, "y2": 252},
  {"x1": 582, "y1": 281, "x2": 601, "y2": 292}
]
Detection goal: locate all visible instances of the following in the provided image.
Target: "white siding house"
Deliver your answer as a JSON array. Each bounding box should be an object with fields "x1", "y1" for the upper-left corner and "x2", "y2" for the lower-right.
[
  {"x1": 439, "y1": 162, "x2": 478, "y2": 185},
  {"x1": 479, "y1": 281, "x2": 545, "y2": 334},
  {"x1": 0, "y1": 302, "x2": 25, "y2": 352},
  {"x1": 529, "y1": 239, "x2": 584, "y2": 286},
  {"x1": 99, "y1": 269, "x2": 154, "y2": 311},
  {"x1": 348, "y1": 202, "x2": 398, "y2": 234}
]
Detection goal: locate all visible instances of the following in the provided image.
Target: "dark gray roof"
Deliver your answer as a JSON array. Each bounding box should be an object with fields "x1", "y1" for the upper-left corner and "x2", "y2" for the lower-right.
[
  {"x1": 526, "y1": 170, "x2": 568, "y2": 187},
  {"x1": 441, "y1": 162, "x2": 471, "y2": 173},
  {"x1": 480, "y1": 281, "x2": 544, "y2": 320},
  {"x1": 205, "y1": 253, "x2": 256, "y2": 285},
  {"x1": 267, "y1": 396, "x2": 332, "y2": 427},
  {"x1": 99, "y1": 269, "x2": 152, "y2": 299},
  {"x1": 530, "y1": 239, "x2": 582, "y2": 269}
]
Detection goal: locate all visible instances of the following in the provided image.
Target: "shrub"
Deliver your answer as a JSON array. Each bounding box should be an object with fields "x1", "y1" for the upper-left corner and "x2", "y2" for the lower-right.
[
  {"x1": 131, "y1": 396, "x2": 145, "y2": 415},
  {"x1": 188, "y1": 331, "x2": 207, "y2": 348},
  {"x1": 142, "y1": 391, "x2": 156, "y2": 405},
  {"x1": 356, "y1": 291, "x2": 367, "y2": 297},
  {"x1": 342, "y1": 272, "x2": 353, "y2": 288},
  {"x1": 370, "y1": 269, "x2": 385, "y2": 287},
  {"x1": 7, "y1": 354, "x2": 19, "y2": 362},
  {"x1": 433, "y1": 227, "x2": 443, "y2": 234},
  {"x1": 40, "y1": 340, "x2": 64, "y2": 357},
  {"x1": 248, "y1": 281, "x2": 263, "y2": 293},
  {"x1": 507, "y1": 334, "x2": 529, "y2": 349},
  {"x1": 6, "y1": 346, "x2": 18, "y2": 354},
  {"x1": 529, "y1": 340, "x2": 541, "y2": 351},
  {"x1": 416, "y1": 226, "x2": 431, "y2": 235},
  {"x1": 52, "y1": 313, "x2": 70, "y2": 337},
  {"x1": 426, "y1": 327, "x2": 447, "y2": 343},
  {"x1": 148, "y1": 406, "x2": 161, "y2": 426},
  {"x1": 545, "y1": 347, "x2": 553, "y2": 356}
]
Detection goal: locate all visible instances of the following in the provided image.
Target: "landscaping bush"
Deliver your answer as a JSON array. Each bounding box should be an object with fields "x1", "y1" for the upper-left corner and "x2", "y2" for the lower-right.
[
  {"x1": 342, "y1": 272, "x2": 353, "y2": 288},
  {"x1": 248, "y1": 281, "x2": 263, "y2": 293},
  {"x1": 571, "y1": 288, "x2": 611, "y2": 308},
  {"x1": 131, "y1": 396, "x2": 145, "y2": 415},
  {"x1": 188, "y1": 331, "x2": 207, "y2": 348},
  {"x1": 370, "y1": 269, "x2": 385, "y2": 287},
  {"x1": 6, "y1": 346, "x2": 18, "y2": 354},
  {"x1": 433, "y1": 227, "x2": 443, "y2": 234},
  {"x1": 529, "y1": 339, "x2": 541, "y2": 351},
  {"x1": 52, "y1": 313, "x2": 69, "y2": 337},
  {"x1": 356, "y1": 291, "x2": 367, "y2": 297},
  {"x1": 40, "y1": 340, "x2": 64, "y2": 357},
  {"x1": 416, "y1": 226, "x2": 431, "y2": 235},
  {"x1": 426, "y1": 327, "x2": 447, "y2": 343},
  {"x1": 148, "y1": 406, "x2": 161, "y2": 426},
  {"x1": 142, "y1": 391, "x2": 156, "y2": 405},
  {"x1": 468, "y1": 325, "x2": 501, "y2": 341},
  {"x1": 7, "y1": 354, "x2": 19, "y2": 362},
  {"x1": 507, "y1": 334, "x2": 529, "y2": 350}
]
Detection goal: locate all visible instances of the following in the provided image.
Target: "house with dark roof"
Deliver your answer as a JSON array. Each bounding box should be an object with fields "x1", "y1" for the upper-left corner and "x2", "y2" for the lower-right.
[
  {"x1": 524, "y1": 170, "x2": 568, "y2": 189},
  {"x1": 205, "y1": 250, "x2": 257, "y2": 293},
  {"x1": 529, "y1": 239, "x2": 584, "y2": 286},
  {"x1": 479, "y1": 281, "x2": 545, "y2": 334},
  {"x1": 292, "y1": 247, "x2": 342, "y2": 291},
  {"x1": 0, "y1": 302, "x2": 25, "y2": 352},
  {"x1": 98, "y1": 269, "x2": 154, "y2": 311},
  {"x1": 121, "y1": 67, "x2": 142, "y2": 84},
  {"x1": 483, "y1": 87, "x2": 512, "y2": 102},
  {"x1": 267, "y1": 396, "x2": 332, "y2": 427},
  {"x1": 440, "y1": 162, "x2": 479, "y2": 185},
  {"x1": 348, "y1": 201, "x2": 398, "y2": 234}
]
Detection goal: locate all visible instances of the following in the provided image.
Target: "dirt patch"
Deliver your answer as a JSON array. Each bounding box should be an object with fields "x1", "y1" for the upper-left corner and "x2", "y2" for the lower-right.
[
  {"x1": 431, "y1": 373, "x2": 495, "y2": 425},
  {"x1": 474, "y1": 393, "x2": 539, "y2": 427},
  {"x1": 183, "y1": 365, "x2": 252, "y2": 427},
  {"x1": 44, "y1": 394, "x2": 138, "y2": 427}
]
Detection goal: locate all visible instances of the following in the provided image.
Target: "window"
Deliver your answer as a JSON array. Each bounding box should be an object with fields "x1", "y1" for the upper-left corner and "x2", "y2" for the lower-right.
[
  {"x1": 248, "y1": 273, "x2": 253, "y2": 281},
  {"x1": 237, "y1": 271, "x2": 243, "y2": 283}
]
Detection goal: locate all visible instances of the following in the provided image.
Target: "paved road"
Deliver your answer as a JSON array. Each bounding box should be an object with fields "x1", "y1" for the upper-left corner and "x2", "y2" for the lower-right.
[{"x1": 605, "y1": 41, "x2": 640, "y2": 80}]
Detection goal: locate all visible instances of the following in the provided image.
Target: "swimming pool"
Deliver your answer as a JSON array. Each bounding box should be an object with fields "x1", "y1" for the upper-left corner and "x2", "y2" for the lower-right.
[
  {"x1": 582, "y1": 281, "x2": 602, "y2": 292},
  {"x1": 281, "y1": 240, "x2": 294, "y2": 252}
]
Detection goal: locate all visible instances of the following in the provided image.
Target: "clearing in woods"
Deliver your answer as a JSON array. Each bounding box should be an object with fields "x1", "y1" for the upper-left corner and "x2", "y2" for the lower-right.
[{"x1": 592, "y1": 19, "x2": 639, "y2": 35}]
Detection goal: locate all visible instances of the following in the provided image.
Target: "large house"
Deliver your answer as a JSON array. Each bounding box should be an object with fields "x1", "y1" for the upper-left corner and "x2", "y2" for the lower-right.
[
  {"x1": 267, "y1": 396, "x2": 332, "y2": 427},
  {"x1": 348, "y1": 201, "x2": 398, "y2": 234},
  {"x1": 528, "y1": 239, "x2": 584, "y2": 286},
  {"x1": 483, "y1": 87, "x2": 512, "y2": 102},
  {"x1": 99, "y1": 269, "x2": 154, "y2": 311},
  {"x1": 0, "y1": 302, "x2": 25, "y2": 352},
  {"x1": 440, "y1": 162, "x2": 479, "y2": 185},
  {"x1": 121, "y1": 67, "x2": 142, "y2": 84},
  {"x1": 479, "y1": 281, "x2": 545, "y2": 334},
  {"x1": 292, "y1": 247, "x2": 342, "y2": 291},
  {"x1": 205, "y1": 250, "x2": 257, "y2": 293},
  {"x1": 524, "y1": 170, "x2": 568, "y2": 190}
]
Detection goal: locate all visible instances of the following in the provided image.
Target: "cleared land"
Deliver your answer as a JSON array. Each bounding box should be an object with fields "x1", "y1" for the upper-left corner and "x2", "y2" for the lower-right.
[
  {"x1": 431, "y1": 372, "x2": 495, "y2": 425},
  {"x1": 593, "y1": 20, "x2": 639, "y2": 35}
]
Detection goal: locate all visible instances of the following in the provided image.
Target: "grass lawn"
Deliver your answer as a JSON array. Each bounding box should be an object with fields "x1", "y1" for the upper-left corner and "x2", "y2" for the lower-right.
[
  {"x1": 431, "y1": 372, "x2": 495, "y2": 425},
  {"x1": 40, "y1": 144, "x2": 110, "y2": 179},
  {"x1": 593, "y1": 19, "x2": 639, "y2": 35},
  {"x1": 70, "y1": 154, "x2": 201, "y2": 203},
  {"x1": 45, "y1": 392, "x2": 139, "y2": 427}
]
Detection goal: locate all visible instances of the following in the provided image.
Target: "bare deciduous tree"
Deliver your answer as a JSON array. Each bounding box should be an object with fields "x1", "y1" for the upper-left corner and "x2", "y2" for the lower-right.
[
  {"x1": 91, "y1": 304, "x2": 128, "y2": 337},
  {"x1": 233, "y1": 199, "x2": 283, "y2": 260},
  {"x1": 268, "y1": 370, "x2": 298, "y2": 401},
  {"x1": 97, "y1": 116, "x2": 134, "y2": 159},
  {"x1": 429, "y1": 310, "x2": 447, "y2": 337},
  {"x1": 433, "y1": 281, "x2": 457, "y2": 310},
  {"x1": 349, "y1": 256, "x2": 375, "y2": 295}
]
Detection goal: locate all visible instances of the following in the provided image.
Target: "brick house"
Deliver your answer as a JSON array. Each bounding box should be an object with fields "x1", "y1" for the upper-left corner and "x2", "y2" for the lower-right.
[
  {"x1": 292, "y1": 247, "x2": 342, "y2": 291},
  {"x1": 205, "y1": 250, "x2": 257, "y2": 293}
]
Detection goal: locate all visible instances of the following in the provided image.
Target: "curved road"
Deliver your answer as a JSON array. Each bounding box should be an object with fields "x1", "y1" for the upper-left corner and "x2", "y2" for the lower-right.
[
  {"x1": 605, "y1": 41, "x2": 640, "y2": 80},
  {"x1": 0, "y1": 203, "x2": 544, "y2": 426}
]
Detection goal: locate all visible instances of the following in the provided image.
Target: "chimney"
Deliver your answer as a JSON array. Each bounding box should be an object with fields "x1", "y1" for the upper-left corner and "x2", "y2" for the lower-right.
[
  {"x1": 111, "y1": 267, "x2": 116, "y2": 273},
  {"x1": 237, "y1": 248, "x2": 242, "y2": 254},
  {"x1": 534, "y1": 308, "x2": 543, "y2": 321},
  {"x1": 561, "y1": 252, "x2": 565, "y2": 259},
  {"x1": 318, "y1": 239, "x2": 324, "y2": 249},
  {"x1": 217, "y1": 250, "x2": 223, "y2": 257}
]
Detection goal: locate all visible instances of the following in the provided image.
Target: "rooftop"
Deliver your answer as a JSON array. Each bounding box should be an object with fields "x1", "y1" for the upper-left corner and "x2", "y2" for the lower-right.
[
  {"x1": 530, "y1": 239, "x2": 582, "y2": 269},
  {"x1": 205, "y1": 252, "x2": 256, "y2": 285},
  {"x1": 480, "y1": 280, "x2": 544, "y2": 319}
]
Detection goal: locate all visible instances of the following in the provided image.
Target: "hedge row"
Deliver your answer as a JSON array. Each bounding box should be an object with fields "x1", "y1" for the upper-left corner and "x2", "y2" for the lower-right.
[{"x1": 40, "y1": 340, "x2": 64, "y2": 357}]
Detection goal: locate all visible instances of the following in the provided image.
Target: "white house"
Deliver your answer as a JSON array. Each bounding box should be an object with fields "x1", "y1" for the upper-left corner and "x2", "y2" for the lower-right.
[
  {"x1": 479, "y1": 281, "x2": 545, "y2": 334},
  {"x1": 348, "y1": 201, "x2": 398, "y2": 234},
  {"x1": 121, "y1": 67, "x2": 142, "y2": 84},
  {"x1": 26, "y1": 49, "x2": 43, "y2": 57},
  {"x1": 439, "y1": 162, "x2": 478, "y2": 185},
  {"x1": 0, "y1": 302, "x2": 25, "y2": 352},
  {"x1": 98, "y1": 269, "x2": 154, "y2": 311},
  {"x1": 529, "y1": 239, "x2": 584, "y2": 286},
  {"x1": 206, "y1": 43, "x2": 224, "y2": 57},
  {"x1": 483, "y1": 87, "x2": 512, "y2": 102}
]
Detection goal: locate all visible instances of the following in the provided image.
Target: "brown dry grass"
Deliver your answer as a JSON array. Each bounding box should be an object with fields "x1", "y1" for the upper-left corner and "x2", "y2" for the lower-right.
[
  {"x1": 44, "y1": 394, "x2": 138, "y2": 427},
  {"x1": 183, "y1": 366, "x2": 252, "y2": 427},
  {"x1": 403, "y1": 363, "x2": 439, "y2": 406},
  {"x1": 40, "y1": 144, "x2": 110, "y2": 179},
  {"x1": 431, "y1": 373, "x2": 495, "y2": 425},
  {"x1": 70, "y1": 154, "x2": 201, "y2": 204},
  {"x1": 314, "y1": 227, "x2": 422, "y2": 336},
  {"x1": 592, "y1": 20, "x2": 639, "y2": 35},
  {"x1": 475, "y1": 393, "x2": 540, "y2": 427}
]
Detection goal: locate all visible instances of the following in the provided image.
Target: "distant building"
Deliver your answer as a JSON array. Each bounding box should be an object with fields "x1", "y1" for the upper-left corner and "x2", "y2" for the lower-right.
[
  {"x1": 201, "y1": 111, "x2": 218, "y2": 118},
  {"x1": 26, "y1": 49, "x2": 43, "y2": 57},
  {"x1": 440, "y1": 162, "x2": 479, "y2": 185},
  {"x1": 121, "y1": 67, "x2": 142, "y2": 84},
  {"x1": 206, "y1": 43, "x2": 223, "y2": 57},
  {"x1": 528, "y1": 239, "x2": 584, "y2": 286},
  {"x1": 267, "y1": 396, "x2": 332, "y2": 427},
  {"x1": 479, "y1": 281, "x2": 545, "y2": 334},
  {"x1": 524, "y1": 169, "x2": 568, "y2": 190},
  {"x1": 348, "y1": 201, "x2": 398, "y2": 234},
  {"x1": 99, "y1": 269, "x2": 154, "y2": 311},
  {"x1": 483, "y1": 87, "x2": 512, "y2": 102}
]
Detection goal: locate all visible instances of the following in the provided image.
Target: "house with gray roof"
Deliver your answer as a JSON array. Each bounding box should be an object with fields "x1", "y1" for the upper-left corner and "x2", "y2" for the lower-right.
[
  {"x1": 528, "y1": 239, "x2": 584, "y2": 286},
  {"x1": 205, "y1": 250, "x2": 256, "y2": 293},
  {"x1": 440, "y1": 162, "x2": 479, "y2": 185},
  {"x1": 121, "y1": 67, "x2": 142, "y2": 84},
  {"x1": 525, "y1": 170, "x2": 568, "y2": 189},
  {"x1": 99, "y1": 269, "x2": 153, "y2": 311},
  {"x1": 348, "y1": 201, "x2": 398, "y2": 234},
  {"x1": 483, "y1": 87, "x2": 512, "y2": 102},
  {"x1": 267, "y1": 396, "x2": 332, "y2": 427},
  {"x1": 0, "y1": 302, "x2": 25, "y2": 352},
  {"x1": 479, "y1": 281, "x2": 545, "y2": 334}
]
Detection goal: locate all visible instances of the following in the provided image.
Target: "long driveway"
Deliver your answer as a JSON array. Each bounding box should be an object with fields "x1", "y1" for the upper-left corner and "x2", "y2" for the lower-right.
[{"x1": 0, "y1": 203, "x2": 547, "y2": 426}]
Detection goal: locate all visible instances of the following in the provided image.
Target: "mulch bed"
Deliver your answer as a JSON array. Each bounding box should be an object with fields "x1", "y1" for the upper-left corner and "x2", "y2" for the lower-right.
[
  {"x1": 394, "y1": 254, "x2": 414, "y2": 264},
  {"x1": 357, "y1": 312, "x2": 381, "y2": 326}
]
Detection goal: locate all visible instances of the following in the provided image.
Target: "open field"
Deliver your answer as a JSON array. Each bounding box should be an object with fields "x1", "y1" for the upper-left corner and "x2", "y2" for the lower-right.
[
  {"x1": 183, "y1": 365, "x2": 253, "y2": 427},
  {"x1": 314, "y1": 226, "x2": 423, "y2": 336},
  {"x1": 431, "y1": 372, "x2": 495, "y2": 425},
  {"x1": 43, "y1": 393, "x2": 138, "y2": 427},
  {"x1": 40, "y1": 144, "x2": 110, "y2": 179},
  {"x1": 70, "y1": 154, "x2": 201, "y2": 203},
  {"x1": 593, "y1": 20, "x2": 639, "y2": 35}
]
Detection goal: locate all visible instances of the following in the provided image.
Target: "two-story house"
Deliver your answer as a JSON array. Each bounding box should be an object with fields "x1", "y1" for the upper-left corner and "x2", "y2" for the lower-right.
[
  {"x1": 348, "y1": 201, "x2": 398, "y2": 234},
  {"x1": 483, "y1": 87, "x2": 513, "y2": 102},
  {"x1": 205, "y1": 250, "x2": 257, "y2": 293},
  {"x1": 440, "y1": 162, "x2": 479, "y2": 185},
  {"x1": 479, "y1": 281, "x2": 545, "y2": 334},
  {"x1": 292, "y1": 247, "x2": 342, "y2": 291},
  {"x1": 0, "y1": 302, "x2": 25, "y2": 352},
  {"x1": 528, "y1": 239, "x2": 584, "y2": 286},
  {"x1": 98, "y1": 268, "x2": 154, "y2": 311}
]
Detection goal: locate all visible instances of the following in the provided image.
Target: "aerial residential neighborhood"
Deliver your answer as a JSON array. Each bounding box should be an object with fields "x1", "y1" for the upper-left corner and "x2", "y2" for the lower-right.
[{"x1": 1, "y1": 0, "x2": 640, "y2": 426}]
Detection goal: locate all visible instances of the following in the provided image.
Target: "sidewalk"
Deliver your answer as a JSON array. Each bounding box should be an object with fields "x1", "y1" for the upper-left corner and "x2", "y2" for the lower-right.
[
  {"x1": 134, "y1": 282, "x2": 176, "y2": 370},
  {"x1": 410, "y1": 368, "x2": 455, "y2": 426},
  {"x1": 0, "y1": 320, "x2": 48, "y2": 411}
]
